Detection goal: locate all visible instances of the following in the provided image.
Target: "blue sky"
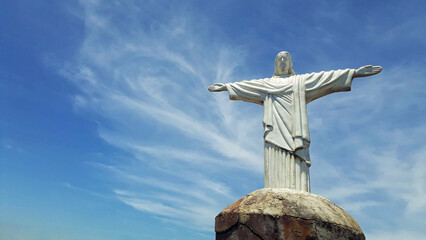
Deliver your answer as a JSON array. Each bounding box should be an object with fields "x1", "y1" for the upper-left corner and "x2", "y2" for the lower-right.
[{"x1": 1, "y1": 0, "x2": 425, "y2": 239}]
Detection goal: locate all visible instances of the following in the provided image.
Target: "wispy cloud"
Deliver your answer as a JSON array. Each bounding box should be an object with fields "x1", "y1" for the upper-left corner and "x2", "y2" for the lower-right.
[
  {"x1": 364, "y1": 16, "x2": 426, "y2": 44},
  {"x1": 310, "y1": 65, "x2": 426, "y2": 235},
  {"x1": 60, "y1": 0, "x2": 265, "y2": 232},
  {"x1": 367, "y1": 230, "x2": 426, "y2": 240},
  {"x1": 59, "y1": 0, "x2": 425, "y2": 236},
  {"x1": 90, "y1": 162, "x2": 235, "y2": 230},
  {"x1": 63, "y1": 182, "x2": 113, "y2": 200}
]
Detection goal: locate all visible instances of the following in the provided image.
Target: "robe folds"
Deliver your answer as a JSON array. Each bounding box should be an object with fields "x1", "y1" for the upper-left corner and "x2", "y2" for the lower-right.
[{"x1": 225, "y1": 69, "x2": 355, "y2": 191}]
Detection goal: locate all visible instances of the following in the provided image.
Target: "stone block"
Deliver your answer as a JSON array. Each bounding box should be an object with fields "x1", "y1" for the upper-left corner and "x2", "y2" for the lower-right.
[{"x1": 216, "y1": 188, "x2": 365, "y2": 240}]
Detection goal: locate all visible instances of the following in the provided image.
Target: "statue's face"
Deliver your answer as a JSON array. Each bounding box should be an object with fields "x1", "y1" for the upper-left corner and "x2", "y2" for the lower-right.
[{"x1": 276, "y1": 54, "x2": 290, "y2": 74}]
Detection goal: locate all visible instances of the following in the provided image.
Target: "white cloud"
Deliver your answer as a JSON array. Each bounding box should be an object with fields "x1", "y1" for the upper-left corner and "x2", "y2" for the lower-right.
[
  {"x1": 60, "y1": 0, "x2": 425, "y2": 237},
  {"x1": 364, "y1": 16, "x2": 426, "y2": 44},
  {"x1": 62, "y1": 1, "x2": 264, "y2": 232},
  {"x1": 366, "y1": 230, "x2": 426, "y2": 240},
  {"x1": 308, "y1": 64, "x2": 426, "y2": 237}
]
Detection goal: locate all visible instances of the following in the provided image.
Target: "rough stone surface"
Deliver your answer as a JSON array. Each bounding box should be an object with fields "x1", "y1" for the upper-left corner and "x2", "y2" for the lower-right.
[{"x1": 215, "y1": 188, "x2": 365, "y2": 240}]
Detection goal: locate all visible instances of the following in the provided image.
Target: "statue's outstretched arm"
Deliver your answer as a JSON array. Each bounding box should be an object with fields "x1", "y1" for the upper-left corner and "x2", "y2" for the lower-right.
[
  {"x1": 208, "y1": 83, "x2": 227, "y2": 92},
  {"x1": 354, "y1": 65, "x2": 382, "y2": 78}
]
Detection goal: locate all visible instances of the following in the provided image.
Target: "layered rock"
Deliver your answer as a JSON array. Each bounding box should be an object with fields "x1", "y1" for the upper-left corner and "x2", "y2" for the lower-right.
[{"x1": 215, "y1": 188, "x2": 364, "y2": 240}]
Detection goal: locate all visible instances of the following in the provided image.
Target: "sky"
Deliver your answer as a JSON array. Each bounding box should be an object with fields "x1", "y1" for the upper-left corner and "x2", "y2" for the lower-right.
[{"x1": 1, "y1": 0, "x2": 425, "y2": 239}]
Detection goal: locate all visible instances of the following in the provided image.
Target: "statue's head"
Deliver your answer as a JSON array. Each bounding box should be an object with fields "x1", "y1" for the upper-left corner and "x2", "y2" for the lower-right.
[{"x1": 273, "y1": 51, "x2": 295, "y2": 77}]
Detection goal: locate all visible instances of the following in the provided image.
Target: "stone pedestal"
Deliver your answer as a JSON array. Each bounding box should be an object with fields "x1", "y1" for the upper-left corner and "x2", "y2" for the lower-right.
[{"x1": 215, "y1": 188, "x2": 365, "y2": 240}]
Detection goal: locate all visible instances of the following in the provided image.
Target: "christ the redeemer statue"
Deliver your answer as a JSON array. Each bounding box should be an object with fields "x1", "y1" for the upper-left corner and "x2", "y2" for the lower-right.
[{"x1": 208, "y1": 51, "x2": 381, "y2": 192}]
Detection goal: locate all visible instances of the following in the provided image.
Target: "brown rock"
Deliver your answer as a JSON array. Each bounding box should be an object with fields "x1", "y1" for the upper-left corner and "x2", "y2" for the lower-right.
[{"x1": 215, "y1": 188, "x2": 365, "y2": 240}]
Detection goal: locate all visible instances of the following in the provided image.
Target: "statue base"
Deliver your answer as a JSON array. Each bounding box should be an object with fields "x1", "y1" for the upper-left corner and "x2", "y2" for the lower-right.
[{"x1": 215, "y1": 188, "x2": 365, "y2": 240}]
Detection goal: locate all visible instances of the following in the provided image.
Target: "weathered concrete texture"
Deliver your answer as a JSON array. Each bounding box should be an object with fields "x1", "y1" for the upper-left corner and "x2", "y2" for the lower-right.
[{"x1": 216, "y1": 188, "x2": 365, "y2": 240}]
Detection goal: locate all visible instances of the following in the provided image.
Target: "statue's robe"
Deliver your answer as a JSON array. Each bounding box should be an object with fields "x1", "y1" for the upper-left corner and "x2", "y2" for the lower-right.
[{"x1": 225, "y1": 69, "x2": 356, "y2": 191}]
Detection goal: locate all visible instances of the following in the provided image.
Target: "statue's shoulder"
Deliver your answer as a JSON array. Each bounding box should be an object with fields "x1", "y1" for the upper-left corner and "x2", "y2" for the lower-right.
[
  {"x1": 299, "y1": 71, "x2": 328, "y2": 80},
  {"x1": 303, "y1": 71, "x2": 324, "y2": 76},
  {"x1": 269, "y1": 76, "x2": 292, "y2": 84},
  {"x1": 266, "y1": 77, "x2": 301, "y2": 88},
  {"x1": 241, "y1": 77, "x2": 270, "y2": 83}
]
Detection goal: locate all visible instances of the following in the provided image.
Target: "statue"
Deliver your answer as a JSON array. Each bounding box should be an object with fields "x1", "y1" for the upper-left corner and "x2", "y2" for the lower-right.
[{"x1": 208, "y1": 51, "x2": 382, "y2": 192}]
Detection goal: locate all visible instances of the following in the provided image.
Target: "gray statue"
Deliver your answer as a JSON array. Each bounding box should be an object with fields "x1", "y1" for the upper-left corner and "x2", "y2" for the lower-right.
[{"x1": 209, "y1": 51, "x2": 382, "y2": 192}]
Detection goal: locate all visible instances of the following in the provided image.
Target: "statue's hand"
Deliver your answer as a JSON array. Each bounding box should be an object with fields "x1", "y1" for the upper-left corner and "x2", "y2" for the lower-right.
[
  {"x1": 208, "y1": 83, "x2": 227, "y2": 92},
  {"x1": 354, "y1": 65, "x2": 382, "y2": 78}
]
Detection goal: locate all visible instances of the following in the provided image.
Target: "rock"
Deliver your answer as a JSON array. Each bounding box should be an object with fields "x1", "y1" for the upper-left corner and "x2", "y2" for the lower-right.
[{"x1": 215, "y1": 188, "x2": 365, "y2": 240}]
